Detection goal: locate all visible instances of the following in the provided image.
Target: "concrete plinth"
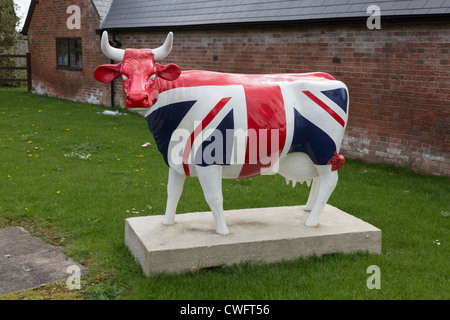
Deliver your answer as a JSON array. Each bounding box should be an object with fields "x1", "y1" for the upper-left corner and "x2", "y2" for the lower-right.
[{"x1": 125, "y1": 205, "x2": 381, "y2": 276}]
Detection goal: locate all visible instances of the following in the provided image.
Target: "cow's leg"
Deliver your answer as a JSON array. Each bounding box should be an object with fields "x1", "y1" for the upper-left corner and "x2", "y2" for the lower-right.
[
  {"x1": 305, "y1": 165, "x2": 338, "y2": 227},
  {"x1": 163, "y1": 168, "x2": 186, "y2": 225},
  {"x1": 196, "y1": 165, "x2": 229, "y2": 235},
  {"x1": 304, "y1": 177, "x2": 320, "y2": 211}
]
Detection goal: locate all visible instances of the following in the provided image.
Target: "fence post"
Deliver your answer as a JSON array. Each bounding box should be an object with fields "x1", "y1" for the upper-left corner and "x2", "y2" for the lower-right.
[{"x1": 26, "y1": 53, "x2": 32, "y2": 92}]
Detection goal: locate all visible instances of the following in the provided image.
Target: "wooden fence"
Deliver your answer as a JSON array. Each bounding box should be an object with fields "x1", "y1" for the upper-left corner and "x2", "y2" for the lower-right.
[{"x1": 0, "y1": 53, "x2": 31, "y2": 92}]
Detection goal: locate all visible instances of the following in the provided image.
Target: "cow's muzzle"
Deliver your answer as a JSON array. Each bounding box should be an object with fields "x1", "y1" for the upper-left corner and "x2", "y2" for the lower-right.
[{"x1": 125, "y1": 91, "x2": 151, "y2": 108}]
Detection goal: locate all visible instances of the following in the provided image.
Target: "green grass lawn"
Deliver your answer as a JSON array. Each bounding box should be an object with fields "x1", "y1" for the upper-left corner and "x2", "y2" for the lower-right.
[{"x1": 0, "y1": 88, "x2": 448, "y2": 300}]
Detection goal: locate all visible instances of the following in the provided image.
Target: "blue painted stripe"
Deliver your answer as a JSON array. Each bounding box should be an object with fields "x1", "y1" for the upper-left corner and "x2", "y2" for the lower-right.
[
  {"x1": 195, "y1": 109, "x2": 234, "y2": 166},
  {"x1": 320, "y1": 88, "x2": 348, "y2": 113},
  {"x1": 288, "y1": 108, "x2": 337, "y2": 165},
  {"x1": 146, "y1": 100, "x2": 197, "y2": 166}
]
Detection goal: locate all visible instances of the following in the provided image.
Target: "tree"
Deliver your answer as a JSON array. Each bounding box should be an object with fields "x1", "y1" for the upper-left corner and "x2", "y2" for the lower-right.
[{"x1": 0, "y1": 0, "x2": 22, "y2": 86}]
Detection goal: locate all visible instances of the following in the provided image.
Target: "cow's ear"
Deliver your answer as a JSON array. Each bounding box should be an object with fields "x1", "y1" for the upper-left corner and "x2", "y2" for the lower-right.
[
  {"x1": 156, "y1": 63, "x2": 181, "y2": 81},
  {"x1": 93, "y1": 63, "x2": 122, "y2": 83}
]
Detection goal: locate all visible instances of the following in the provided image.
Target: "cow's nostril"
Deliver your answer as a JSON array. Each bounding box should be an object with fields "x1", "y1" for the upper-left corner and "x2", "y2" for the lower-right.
[{"x1": 126, "y1": 92, "x2": 152, "y2": 107}]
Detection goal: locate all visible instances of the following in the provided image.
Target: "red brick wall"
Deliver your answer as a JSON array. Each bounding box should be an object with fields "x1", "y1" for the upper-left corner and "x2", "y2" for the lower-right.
[
  {"x1": 27, "y1": 0, "x2": 110, "y2": 105},
  {"x1": 113, "y1": 21, "x2": 449, "y2": 176}
]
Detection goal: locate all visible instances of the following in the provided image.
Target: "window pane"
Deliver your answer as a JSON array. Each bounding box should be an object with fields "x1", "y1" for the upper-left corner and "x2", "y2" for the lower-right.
[
  {"x1": 70, "y1": 39, "x2": 82, "y2": 68},
  {"x1": 57, "y1": 40, "x2": 69, "y2": 66}
]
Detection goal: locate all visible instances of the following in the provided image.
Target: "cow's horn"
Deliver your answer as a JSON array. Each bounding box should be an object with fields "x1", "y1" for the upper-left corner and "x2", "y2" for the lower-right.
[
  {"x1": 101, "y1": 31, "x2": 125, "y2": 62},
  {"x1": 152, "y1": 32, "x2": 173, "y2": 61}
]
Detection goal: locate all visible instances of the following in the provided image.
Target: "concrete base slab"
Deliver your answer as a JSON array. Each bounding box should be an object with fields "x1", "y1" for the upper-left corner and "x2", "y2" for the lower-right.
[
  {"x1": 125, "y1": 205, "x2": 381, "y2": 276},
  {"x1": 0, "y1": 227, "x2": 85, "y2": 295}
]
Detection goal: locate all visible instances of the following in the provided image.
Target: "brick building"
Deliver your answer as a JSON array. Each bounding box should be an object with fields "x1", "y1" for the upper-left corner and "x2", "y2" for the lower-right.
[
  {"x1": 21, "y1": 0, "x2": 112, "y2": 105},
  {"x1": 22, "y1": 0, "x2": 449, "y2": 176}
]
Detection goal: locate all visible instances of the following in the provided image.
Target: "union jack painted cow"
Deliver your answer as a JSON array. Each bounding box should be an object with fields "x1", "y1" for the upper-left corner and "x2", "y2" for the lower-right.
[{"x1": 94, "y1": 31, "x2": 348, "y2": 235}]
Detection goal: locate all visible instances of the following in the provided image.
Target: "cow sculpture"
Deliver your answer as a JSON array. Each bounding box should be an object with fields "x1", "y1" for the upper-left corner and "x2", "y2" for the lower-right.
[{"x1": 94, "y1": 31, "x2": 348, "y2": 235}]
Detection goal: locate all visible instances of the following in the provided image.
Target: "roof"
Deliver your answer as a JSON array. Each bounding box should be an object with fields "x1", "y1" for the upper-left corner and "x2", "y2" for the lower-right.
[
  {"x1": 101, "y1": 0, "x2": 450, "y2": 30},
  {"x1": 92, "y1": 0, "x2": 113, "y2": 21},
  {"x1": 20, "y1": 0, "x2": 37, "y2": 35},
  {"x1": 21, "y1": 0, "x2": 113, "y2": 35}
]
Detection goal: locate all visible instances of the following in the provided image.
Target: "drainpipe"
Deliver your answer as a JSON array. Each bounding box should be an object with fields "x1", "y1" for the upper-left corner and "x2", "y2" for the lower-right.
[
  {"x1": 109, "y1": 32, "x2": 122, "y2": 108},
  {"x1": 110, "y1": 62, "x2": 115, "y2": 108}
]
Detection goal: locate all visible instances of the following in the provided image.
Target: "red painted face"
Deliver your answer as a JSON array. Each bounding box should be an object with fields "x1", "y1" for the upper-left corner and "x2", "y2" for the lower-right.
[{"x1": 93, "y1": 49, "x2": 181, "y2": 108}]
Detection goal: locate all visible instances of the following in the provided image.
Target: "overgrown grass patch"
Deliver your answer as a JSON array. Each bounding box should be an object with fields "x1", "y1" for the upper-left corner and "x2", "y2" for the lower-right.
[{"x1": 0, "y1": 88, "x2": 448, "y2": 300}]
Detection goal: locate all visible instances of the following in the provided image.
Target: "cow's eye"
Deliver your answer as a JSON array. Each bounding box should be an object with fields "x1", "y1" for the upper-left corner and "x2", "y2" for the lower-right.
[
  {"x1": 122, "y1": 75, "x2": 128, "y2": 80},
  {"x1": 149, "y1": 74, "x2": 157, "y2": 80}
]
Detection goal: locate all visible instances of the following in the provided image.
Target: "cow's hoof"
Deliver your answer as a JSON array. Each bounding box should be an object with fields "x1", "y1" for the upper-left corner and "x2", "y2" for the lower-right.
[
  {"x1": 162, "y1": 218, "x2": 175, "y2": 225},
  {"x1": 305, "y1": 218, "x2": 319, "y2": 227},
  {"x1": 216, "y1": 227, "x2": 230, "y2": 235}
]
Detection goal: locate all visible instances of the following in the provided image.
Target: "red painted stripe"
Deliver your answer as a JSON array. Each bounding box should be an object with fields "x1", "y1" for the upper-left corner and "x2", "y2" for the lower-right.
[
  {"x1": 302, "y1": 90, "x2": 345, "y2": 127},
  {"x1": 238, "y1": 84, "x2": 286, "y2": 178},
  {"x1": 182, "y1": 97, "x2": 231, "y2": 176}
]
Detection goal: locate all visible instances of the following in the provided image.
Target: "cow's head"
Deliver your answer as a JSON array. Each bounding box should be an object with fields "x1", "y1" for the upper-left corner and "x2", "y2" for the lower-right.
[{"x1": 94, "y1": 31, "x2": 181, "y2": 109}]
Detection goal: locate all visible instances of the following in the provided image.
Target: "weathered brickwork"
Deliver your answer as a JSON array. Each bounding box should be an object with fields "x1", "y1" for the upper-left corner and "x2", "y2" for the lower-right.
[{"x1": 26, "y1": 3, "x2": 449, "y2": 175}]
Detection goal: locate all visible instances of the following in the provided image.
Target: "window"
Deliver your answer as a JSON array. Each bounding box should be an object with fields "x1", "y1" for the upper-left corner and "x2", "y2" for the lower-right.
[{"x1": 56, "y1": 38, "x2": 82, "y2": 69}]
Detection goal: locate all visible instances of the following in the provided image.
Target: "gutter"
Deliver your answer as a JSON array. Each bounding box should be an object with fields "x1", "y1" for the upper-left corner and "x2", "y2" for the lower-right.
[{"x1": 95, "y1": 13, "x2": 450, "y2": 34}]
